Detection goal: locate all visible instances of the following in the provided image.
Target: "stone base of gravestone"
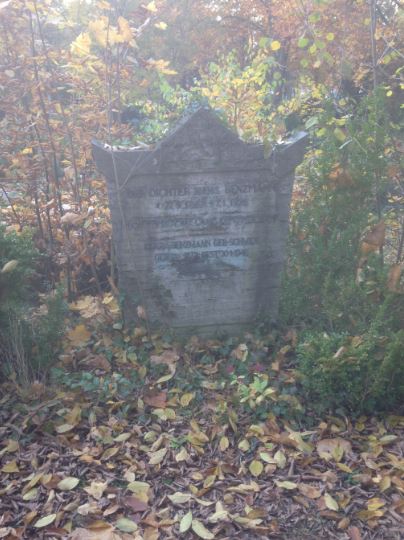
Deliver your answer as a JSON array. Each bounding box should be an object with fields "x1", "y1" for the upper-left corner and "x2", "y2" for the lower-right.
[{"x1": 93, "y1": 107, "x2": 307, "y2": 337}]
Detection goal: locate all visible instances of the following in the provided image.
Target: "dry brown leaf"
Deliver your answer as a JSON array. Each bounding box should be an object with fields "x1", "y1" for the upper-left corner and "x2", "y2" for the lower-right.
[
  {"x1": 348, "y1": 525, "x2": 362, "y2": 540},
  {"x1": 298, "y1": 483, "x2": 321, "y2": 499}
]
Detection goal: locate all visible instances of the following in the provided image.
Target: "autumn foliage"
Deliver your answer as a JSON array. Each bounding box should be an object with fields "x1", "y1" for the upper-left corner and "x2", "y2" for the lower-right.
[{"x1": 0, "y1": 2, "x2": 403, "y2": 538}]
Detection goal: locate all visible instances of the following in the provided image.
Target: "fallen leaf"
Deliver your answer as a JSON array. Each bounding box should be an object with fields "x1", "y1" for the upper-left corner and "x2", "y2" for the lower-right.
[
  {"x1": 115, "y1": 517, "x2": 138, "y2": 533},
  {"x1": 317, "y1": 438, "x2": 352, "y2": 460},
  {"x1": 124, "y1": 496, "x2": 148, "y2": 513},
  {"x1": 191, "y1": 519, "x2": 214, "y2": 539},
  {"x1": 274, "y1": 449, "x2": 286, "y2": 469},
  {"x1": 324, "y1": 493, "x2": 339, "y2": 511},
  {"x1": 34, "y1": 514, "x2": 56, "y2": 528},
  {"x1": 179, "y1": 511, "x2": 193, "y2": 533},
  {"x1": 275, "y1": 480, "x2": 297, "y2": 490},
  {"x1": 348, "y1": 526, "x2": 362, "y2": 540},
  {"x1": 249, "y1": 460, "x2": 263, "y2": 477},
  {"x1": 67, "y1": 324, "x2": 91, "y2": 345},
  {"x1": 56, "y1": 423, "x2": 75, "y2": 434},
  {"x1": 219, "y1": 436, "x2": 229, "y2": 451},
  {"x1": 298, "y1": 483, "x2": 321, "y2": 499},
  {"x1": 84, "y1": 481, "x2": 108, "y2": 500},
  {"x1": 1, "y1": 460, "x2": 19, "y2": 473},
  {"x1": 180, "y1": 393, "x2": 194, "y2": 407},
  {"x1": 167, "y1": 492, "x2": 192, "y2": 504},
  {"x1": 57, "y1": 477, "x2": 80, "y2": 491},
  {"x1": 149, "y1": 447, "x2": 167, "y2": 465}
]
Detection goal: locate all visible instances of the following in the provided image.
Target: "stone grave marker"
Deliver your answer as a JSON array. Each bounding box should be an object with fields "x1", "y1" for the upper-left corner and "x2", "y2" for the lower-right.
[{"x1": 92, "y1": 107, "x2": 307, "y2": 336}]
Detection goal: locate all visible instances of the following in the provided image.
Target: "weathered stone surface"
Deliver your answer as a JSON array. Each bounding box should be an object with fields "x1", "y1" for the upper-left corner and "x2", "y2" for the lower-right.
[{"x1": 93, "y1": 107, "x2": 307, "y2": 336}]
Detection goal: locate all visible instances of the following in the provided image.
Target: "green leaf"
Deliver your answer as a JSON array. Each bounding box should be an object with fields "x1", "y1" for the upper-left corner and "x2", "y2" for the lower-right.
[
  {"x1": 57, "y1": 477, "x2": 80, "y2": 491},
  {"x1": 168, "y1": 492, "x2": 192, "y2": 504},
  {"x1": 249, "y1": 460, "x2": 263, "y2": 477},
  {"x1": 22, "y1": 488, "x2": 38, "y2": 501},
  {"x1": 34, "y1": 514, "x2": 56, "y2": 528},
  {"x1": 298, "y1": 37, "x2": 309, "y2": 48},
  {"x1": 179, "y1": 511, "x2": 193, "y2": 533},
  {"x1": 324, "y1": 493, "x2": 339, "y2": 511},
  {"x1": 116, "y1": 517, "x2": 138, "y2": 532},
  {"x1": 275, "y1": 480, "x2": 297, "y2": 490},
  {"x1": 191, "y1": 519, "x2": 214, "y2": 539}
]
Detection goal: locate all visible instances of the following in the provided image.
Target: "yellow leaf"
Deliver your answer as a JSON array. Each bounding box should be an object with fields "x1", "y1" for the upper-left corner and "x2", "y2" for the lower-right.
[
  {"x1": 249, "y1": 460, "x2": 263, "y2": 477},
  {"x1": 1, "y1": 260, "x2": 18, "y2": 274},
  {"x1": 57, "y1": 477, "x2": 80, "y2": 491},
  {"x1": 238, "y1": 439, "x2": 250, "y2": 452},
  {"x1": 219, "y1": 436, "x2": 229, "y2": 451},
  {"x1": 191, "y1": 519, "x2": 214, "y2": 539},
  {"x1": 175, "y1": 447, "x2": 189, "y2": 462},
  {"x1": 70, "y1": 32, "x2": 92, "y2": 56},
  {"x1": 271, "y1": 40, "x2": 281, "y2": 51},
  {"x1": 179, "y1": 511, "x2": 193, "y2": 533},
  {"x1": 116, "y1": 517, "x2": 138, "y2": 533},
  {"x1": 180, "y1": 393, "x2": 194, "y2": 407},
  {"x1": 127, "y1": 481, "x2": 150, "y2": 502},
  {"x1": 56, "y1": 423, "x2": 75, "y2": 434},
  {"x1": 275, "y1": 480, "x2": 297, "y2": 490},
  {"x1": 4, "y1": 439, "x2": 19, "y2": 453},
  {"x1": 117, "y1": 16, "x2": 132, "y2": 42},
  {"x1": 88, "y1": 17, "x2": 108, "y2": 48},
  {"x1": 336, "y1": 463, "x2": 352, "y2": 473},
  {"x1": 22, "y1": 488, "x2": 38, "y2": 501},
  {"x1": 367, "y1": 498, "x2": 386, "y2": 511},
  {"x1": 84, "y1": 481, "x2": 108, "y2": 500},
  {"x1": 274, "y1": 449, "x2": 286, "y2": 469},
  {"x1": 2, "y1": 460, "x2": 19, "y2": 473},
  {"x1": 260, "y1": 452, "x2": 276, "y2": 464},
  {"x1": 22, "y1": 147, "x2": 33, "y2": 155},
  {"x1": 203, "y1": 474, "x2": 216, "y2": 488},
  {"x1": 144, "y1": 1, "x2": 157, "y2": 12},
  {"x1": 334, "y1": 127, "x2": 346, "y2": 142},
  {"x1": 167, "y1": 492, "x2": 192, "y2": 504},
  {"x1": 379, "y1": 476, "x2": 391, "y2": 492},
  {"x1": 34, "y1": 514, "x2": 56, "y2": 528},
  {"x1": 155, "y1": 21, "x2": 167, "y2": 30},
  {"x1": 101, "y1": 447, "x2": 119, "y2": 461},
  {"x1": 67, "y1": 324, "x2": 91, "y2": 346},
  {"x1": 149, "y1": 447, "x2": 167, "y2": 465},
  {"x1": 324, "y1": 493, "x2": 339, "y2": 511},
  {"x1": 155, "y1": 373, "x2": 174, "y2": 384}
]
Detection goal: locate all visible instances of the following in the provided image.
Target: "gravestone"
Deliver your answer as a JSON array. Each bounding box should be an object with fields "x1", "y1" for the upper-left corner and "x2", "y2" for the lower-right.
[{"x1": 92, "y1": 108, "x2": 307, "y2": 336}]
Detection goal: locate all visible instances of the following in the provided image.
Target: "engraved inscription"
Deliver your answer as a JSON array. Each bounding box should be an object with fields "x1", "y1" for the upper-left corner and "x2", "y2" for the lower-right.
[{"x1": 92, "y1": 107, "x2": 306, "y2": 335}]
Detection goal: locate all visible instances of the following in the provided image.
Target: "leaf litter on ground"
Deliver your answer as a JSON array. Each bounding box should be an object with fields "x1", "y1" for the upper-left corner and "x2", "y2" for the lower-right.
[{"x1": 0, "y1": 315, "x2": 403, "y2": 540}]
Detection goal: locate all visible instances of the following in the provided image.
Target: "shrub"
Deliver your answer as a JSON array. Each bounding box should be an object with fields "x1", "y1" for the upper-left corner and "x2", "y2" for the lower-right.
[
  {"x1": 280, "y1": 89, "x2": 403, "y2": 334},
  {"x1": 0, "y1": 226, "x2": 66, "y2": 384},
  {"x1": 297, "y1": 328, "x2": 404, "y2": 414}
]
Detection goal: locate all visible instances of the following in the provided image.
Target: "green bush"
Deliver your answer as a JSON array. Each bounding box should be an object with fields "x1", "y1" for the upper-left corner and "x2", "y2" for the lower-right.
[
  {"x1": 280, "y1": 90, "x2": 402, "y2": 334},
  {"x1": 0, "y1": 226, "x2": 66, "y2": 383},
  {"x1": 297, "y1": 328, "x2": 404, "y2": 414},
  {"x1": 0, "y1": 225, "x2": 38, "y2": 309}
]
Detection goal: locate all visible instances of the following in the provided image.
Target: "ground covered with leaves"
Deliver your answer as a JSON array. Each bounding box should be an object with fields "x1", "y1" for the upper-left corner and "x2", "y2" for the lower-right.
[{"x1": 1, "y1": 297, "x2": 403, "y2": 540}]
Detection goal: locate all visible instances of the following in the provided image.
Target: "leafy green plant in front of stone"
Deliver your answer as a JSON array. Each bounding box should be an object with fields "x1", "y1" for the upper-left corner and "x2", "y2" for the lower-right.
[
  {"x1": 53, "y1": 369, "x2": 141, "y2": 403},
  {"x1": 297, "y1": 327, "x2": 404, "y2": 415}
]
